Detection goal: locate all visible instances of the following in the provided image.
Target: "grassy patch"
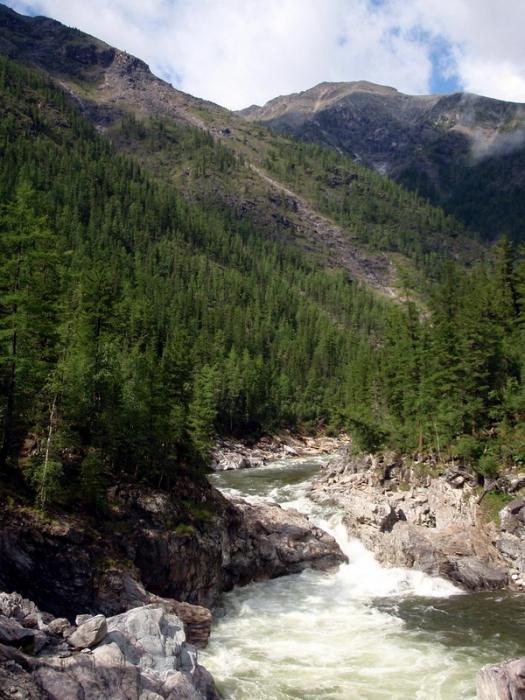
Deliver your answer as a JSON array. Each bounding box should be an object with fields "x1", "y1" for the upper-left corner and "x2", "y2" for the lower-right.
[
  {"x1": 182, "y1": 499, "x2": 215, "y2": 524},
  {"x1": 479, "y1": 490, "x2": 513, "y2": 525},
  {"x1": 175, "y1": 523, "x2": 196, "y2": 536}
]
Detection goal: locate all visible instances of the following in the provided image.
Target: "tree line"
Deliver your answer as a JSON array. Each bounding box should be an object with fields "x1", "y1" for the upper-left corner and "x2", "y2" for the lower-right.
[{"x1": 1, "y1": 56, "x2": 524, "y2": 511}]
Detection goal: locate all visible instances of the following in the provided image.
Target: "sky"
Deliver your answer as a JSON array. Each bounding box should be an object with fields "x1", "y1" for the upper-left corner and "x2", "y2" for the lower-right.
[{"x1": 5, "y1": 0, "x2": 525, "y2": 110}]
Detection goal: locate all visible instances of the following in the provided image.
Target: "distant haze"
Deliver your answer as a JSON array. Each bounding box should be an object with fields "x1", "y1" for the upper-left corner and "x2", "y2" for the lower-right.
[{"x1": 4, "y1": 0, "x2": 525, "y2": 110}]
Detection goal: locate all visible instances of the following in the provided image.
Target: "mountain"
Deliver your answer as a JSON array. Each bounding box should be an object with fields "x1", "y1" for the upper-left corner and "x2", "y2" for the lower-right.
[
  {"x1": 0, "y1": 2, "x2": 483, "y2": 299},
  {"x1": 1, "y1": 1, "x2": 524, "y2": 508},
  {"x1": 239, "y1": 81, "x2": 525, "y2": 241}
]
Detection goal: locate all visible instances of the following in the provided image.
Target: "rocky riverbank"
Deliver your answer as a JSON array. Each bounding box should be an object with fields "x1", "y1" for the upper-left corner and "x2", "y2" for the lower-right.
[
  {"x1": 211, "y1": 431, "x2": 348, "y2": 471},
  {"x1": 0, "y1": 593, "x2": 218, "y2": 700},
  {"x1": 477, "y1": 657, "x2": 525, "y2": 699},
  {"x1": 0, "y1": 472, "x2": 344, "y2": 698},
  {"x1": 308, "y1": 446, "x2": 525, "y2": 591}
]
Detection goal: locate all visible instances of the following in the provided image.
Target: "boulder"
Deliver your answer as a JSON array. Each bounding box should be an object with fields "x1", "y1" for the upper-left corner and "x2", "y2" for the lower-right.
[
  {"x1": 66, "y1": 614, "x2": 107, "y2": 649},
  {"x1": 0, "y1": 592, "x2": 51, "y2": 630},
  {"x1": 225, "y1": 499, "x2": 346, "y2": 586},
  {"x1": 42, "y1": 617, "x2": 73, "y2": 638},
  {"x1": 0, "y1": 615, "x2": 47, "y2": 654},
  {"x1": 477, "y1": 657, "x2": 525, "y2": 699},
  {"x1": 75, "y1": 614, "x2": 93, "y2": 626},
  {"x1": 0, "y1": 605, "x2": 219, "y2": 700}
]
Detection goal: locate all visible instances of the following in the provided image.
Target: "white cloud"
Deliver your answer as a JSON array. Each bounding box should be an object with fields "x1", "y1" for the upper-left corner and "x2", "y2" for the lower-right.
[
  {"x1": 4, "y1": 0, "x2": 525, "y2": 108},
  {"x1": 391, "y1": 0, "x2": 525, "y2": 101}
]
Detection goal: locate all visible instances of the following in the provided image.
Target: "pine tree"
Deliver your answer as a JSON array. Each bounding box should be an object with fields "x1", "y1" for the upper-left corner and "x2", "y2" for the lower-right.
[{"x1": 0, "y1": 182, "x2": 59, "y2": 467}]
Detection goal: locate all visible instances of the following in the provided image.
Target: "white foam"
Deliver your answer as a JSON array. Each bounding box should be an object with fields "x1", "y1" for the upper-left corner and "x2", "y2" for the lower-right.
[{"x1": 204, "y1": 458, "x2": 480, "y2": 699}]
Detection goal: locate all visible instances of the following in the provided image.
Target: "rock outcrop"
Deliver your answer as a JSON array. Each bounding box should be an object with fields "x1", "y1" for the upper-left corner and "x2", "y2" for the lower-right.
[
  {"x1": 477, "y1": 657, "x2": 525, "y2": 699},
  {"x1": 0, "y1": 595, "x2": 218, "y2": 700},
  {"x1": 211, "y1": 432, "x2": 347, "y2": 471},
  {"x1": 309, "y1": 447, "x2": 510, "y2": 590},
  {"x1": 496, "y1": 499, "x2": 525, "y2": 583},
  {"x1": 0, "y1": 473, "x2": 343, "y2": 625},
  {"x1": 226, "y1": 499, "x2": 345, "y2": 584},
  {"x1": 0, "y1": 477, "x2": 344, "y2": 698}
]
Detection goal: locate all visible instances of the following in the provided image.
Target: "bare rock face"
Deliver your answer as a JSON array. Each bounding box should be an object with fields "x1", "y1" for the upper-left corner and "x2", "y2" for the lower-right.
[
  {"x1": 0, "y1": 601, "x2": 219, "y2": 700},
  {"x1": 226, "y1": 499, "x2": 346, "y2": 585},
  {"x1": 309, "y1": 446, "x2": 509, "y2": 590},
  {"x1": 477, "y1": 657, "x2": 525, "y2": 699},
  {"x1": 384, "y1": 523, "x2": 508, "y2": 590},
  {"x1": 496, "y1": 500, "x2": 525, "y2": 583}
]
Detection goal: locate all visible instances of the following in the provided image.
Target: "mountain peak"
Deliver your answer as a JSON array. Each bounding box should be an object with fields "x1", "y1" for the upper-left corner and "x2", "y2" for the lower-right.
[{"x1": 238, "y1": 79, "x2": 525, "y2": 240}]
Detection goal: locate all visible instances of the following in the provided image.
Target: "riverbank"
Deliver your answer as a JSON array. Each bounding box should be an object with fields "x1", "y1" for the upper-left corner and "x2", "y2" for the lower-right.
[
  {"x1": 211, "y1": 431, "x2": 349, "y2": 471},
  {"x1": 0, "y1": 466, "x2": 344, "y2": 699},
  {"x1": 308, "y1": 445, "x2": 525, "y2": 592},
  {"x1": 204, "y1": 454, "x2": 525, "y2": 699}
]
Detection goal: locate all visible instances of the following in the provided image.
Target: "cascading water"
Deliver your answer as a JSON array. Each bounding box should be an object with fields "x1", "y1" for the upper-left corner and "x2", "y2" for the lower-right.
[{"x1": 202, "y1": 456, "x2": 525, "y2": 699}]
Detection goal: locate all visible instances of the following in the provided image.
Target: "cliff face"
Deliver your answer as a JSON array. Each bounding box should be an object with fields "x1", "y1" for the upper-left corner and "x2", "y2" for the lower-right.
[
  {"x1": 240, "y1": 81, "x2": 525, "y2": 241},
  {"x1": 309, "y1": 447, "x2": 525, "y2": 592},
  {"x1": 0, "y1": 477, "x2": 345, "y2": 620}
]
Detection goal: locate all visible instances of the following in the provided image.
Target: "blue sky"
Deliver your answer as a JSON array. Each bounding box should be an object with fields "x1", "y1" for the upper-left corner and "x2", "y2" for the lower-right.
[{"x1": 3, "y1": 0, "x2": 524, "y2": 109}]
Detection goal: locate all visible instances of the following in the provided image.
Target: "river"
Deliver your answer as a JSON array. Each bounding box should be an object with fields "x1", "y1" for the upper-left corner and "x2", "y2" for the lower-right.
[{"x1": 202, "y1": 456, "x2": 525, "y2": 699}]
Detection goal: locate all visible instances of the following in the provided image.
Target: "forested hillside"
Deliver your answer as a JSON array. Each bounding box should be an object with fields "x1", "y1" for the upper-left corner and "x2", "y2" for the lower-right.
[
  {"x1": 0, "y1": 56, "x2": 400, "y2": 507},
  {"x1": 241, "y1": 81, "x2": 525, "y2": 243},
  {"x1": 0, "y1": 1, "x2": 483, "y2": 303},
  {"x1": 1, "y1": 51, "x2": 525, "y2": 512}
]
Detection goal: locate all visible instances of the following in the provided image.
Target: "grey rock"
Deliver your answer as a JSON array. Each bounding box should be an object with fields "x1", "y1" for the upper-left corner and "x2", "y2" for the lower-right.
[
  {"x1": 44, "y1": 617, "x2": 73, "y2": 637},
  {"x1": 67, "y1": 614, "x2": 107, "y2": 649},
  {"x1": 0, "y1": 615, "x2": 47, "y2": 654},
  {"x1": 102, "y1": 605, "x2": 185, "y2": 673},
  {"x1": 0, "y1": 605, "x2": 219, "y2": 699},
  {"x1": 310, "y1": 449, "x2": 509, "y2": 591},
  {"x1": 477, "y1": 657, "x2": 525, "y2": 699},
  {"x1": 226, "y1": 499, "x2": 346, "y2": 586},
  {"x1": 0, "y1": 592, "x2": 51, "y2": 630},
  {"x1": 496, "y1": 499, "x2": 525, "y2": 575},
  {"x1": 75, "y1": 613, "x2": 93, "y2": 626}
]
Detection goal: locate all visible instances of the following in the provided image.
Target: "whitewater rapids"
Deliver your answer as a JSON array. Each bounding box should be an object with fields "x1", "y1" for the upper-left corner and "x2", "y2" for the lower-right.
[{"x1": 203, "y1": 456, "x2": 525, "y2": 699}]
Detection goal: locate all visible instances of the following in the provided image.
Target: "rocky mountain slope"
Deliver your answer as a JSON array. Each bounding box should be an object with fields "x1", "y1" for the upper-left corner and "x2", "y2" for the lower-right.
[
  {"x1": 240, "y1": 81, "x2": 525, "y2": 241},
  {"x1": 0, "y1": 3, "x2": 483, "y2": 299}
]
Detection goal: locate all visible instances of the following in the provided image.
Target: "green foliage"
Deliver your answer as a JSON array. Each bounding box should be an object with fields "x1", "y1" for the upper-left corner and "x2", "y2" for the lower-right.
[
  {"x1": 80, "y1": 451, "x2": 107, "y2": 508},
  {"x1": 175, "y1": 523, "x2": 196, "y2": 536},
  {"x1": 452, "y1": 435, "x2": 483, "y2": 463},
  {"x1": 182, "y1": 499, "x2": 214, "y2": 524},
  {"x1": 479, "y1": 491, "x2": 513, "y2": 525},
  {"x1": 27, "y1": 454, "x2": 63, "y2": 511},
  {"x1": 262, "y1": 138, "x2": 475, "y2": 280},
  {"x1": 1, "y1": 54, "x2": 525, "y2": 508},
  {"x1": 477, "y1": 453, "x2": 500, "y2": 479},
  {"x1": 0, "y1": 57, "x2": 397, "y2": 503}
]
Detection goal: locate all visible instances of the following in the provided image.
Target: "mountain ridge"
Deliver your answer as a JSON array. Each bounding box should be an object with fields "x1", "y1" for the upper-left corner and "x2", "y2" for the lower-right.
[
  {"x1": 0, "y1": 1, "x2": 483, "y2": 301},
  {"x1": 239, "y1": 80, "x2": 525, "y2": 240}
]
